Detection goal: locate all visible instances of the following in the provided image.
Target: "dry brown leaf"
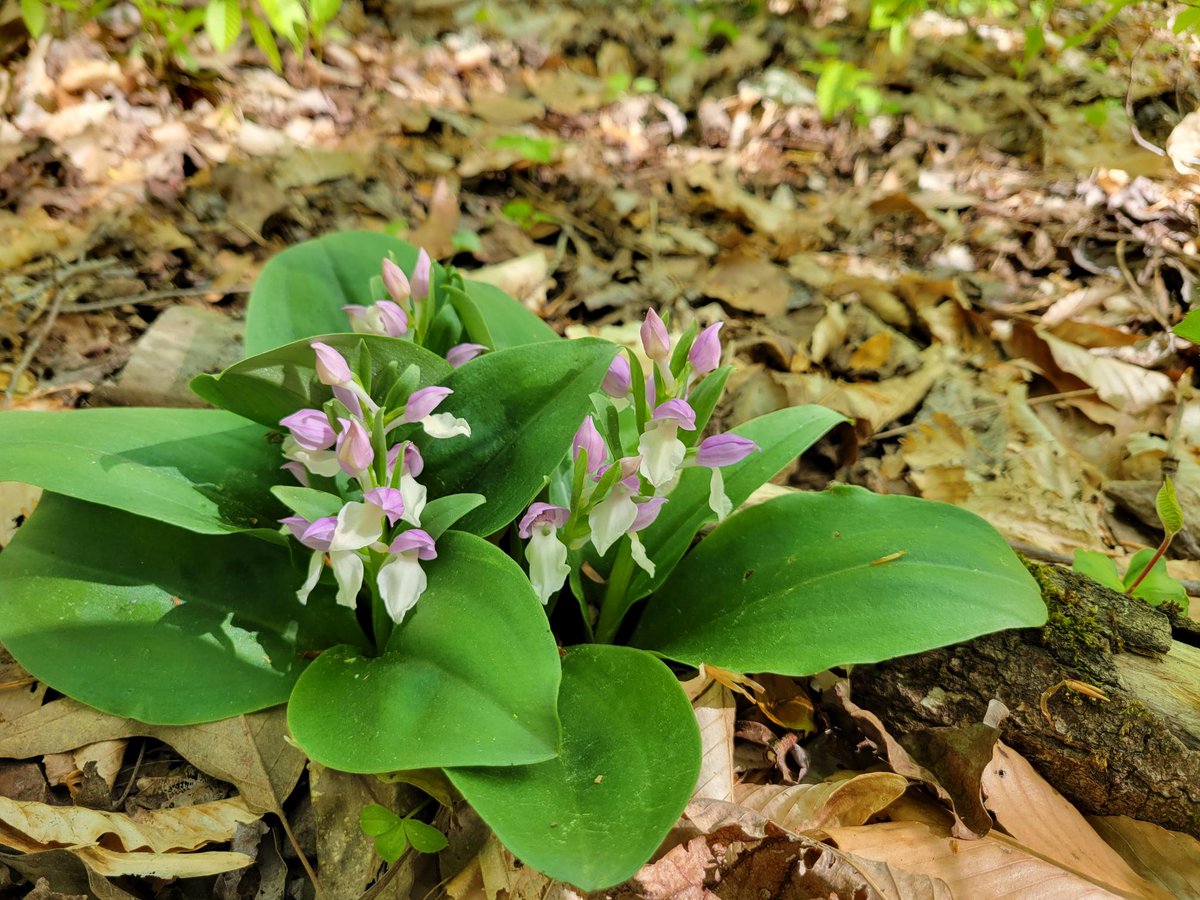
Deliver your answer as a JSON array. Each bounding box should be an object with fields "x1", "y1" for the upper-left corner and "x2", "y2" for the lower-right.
[
  {"x1": 1037, "y1": 329, "x2": 1172, "y2": 415},
  {"x1": 0, "y1": 847, "x2": 136, "y2": 898},
  {"x1": 783, "y1": 346, "x2": 949, "y2": 433},
  {"x1": 73, "y1": 845, "x2": 251, "y2": 878},
  {"x1": 309, "y1": 764, "x2": 428, "y2": 899},
  {"x1": 0, "y1": 794, "x2": 257, "y2": 853},
  {"x1": 408, "y1": 177, "x2": 461, "y2": 259},
  {"x1": 0, "y1": 700, "x2": 304, "y2": 816},
  {"x1": 981, "y1": 742, "x2": 1166, "y2": 899},
  {"x1": 698, "y1": 254, "x2": 790, "y2": 317},
  {"x1": 691, "y1": 681, "x2": 735, "y2": 803},
  {"x1": 1088, "y1": 815, "x2": 1200, "y2": 898},
  {"x1": 735, "y1": 772, "x2": 908, "y2": 835},
  {"x1": 1166, "y1": 109, "x2": 1200, "y2": 175},
  {"x1": 825, "y1": 821, "x2": 1127, "y2": 898},
  {"x1": 468, "y1": 90, "x2": 545, "y2": 125},
  {"x1": 848, "y1": 331, "x2": 894, "y2": 371},
  {"x1": 467, "y1": 252, "x2": 550, "y2": 313}
]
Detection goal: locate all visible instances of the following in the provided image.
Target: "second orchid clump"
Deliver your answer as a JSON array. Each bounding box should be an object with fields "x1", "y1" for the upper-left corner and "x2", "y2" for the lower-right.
[{"x1": 518, "y1": 309, "x2": 759, "y2": 612}]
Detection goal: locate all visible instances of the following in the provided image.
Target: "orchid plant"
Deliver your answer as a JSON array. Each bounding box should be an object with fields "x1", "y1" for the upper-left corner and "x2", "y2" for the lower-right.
[{"x1": 0, "y1": 232, "x2": 1046, "y2": 891}]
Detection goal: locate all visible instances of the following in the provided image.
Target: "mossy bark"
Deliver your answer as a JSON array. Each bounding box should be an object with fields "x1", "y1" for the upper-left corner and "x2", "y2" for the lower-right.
[{"x1": 852, "y1": 561, "x2": 1200, "y2": 838}]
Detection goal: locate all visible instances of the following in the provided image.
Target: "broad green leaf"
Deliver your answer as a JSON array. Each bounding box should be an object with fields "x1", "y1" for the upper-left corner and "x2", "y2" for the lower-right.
[
  {"x1": 447, "y1": 645, "x2": 700, "y2": 891},
  {"x1": 418, "y1": 493, "x2": 485, "y2": 540},
  {"x1": 0, "y1": 408, "x2": 285, "y2": 536},
  {"x1": 1123, "y1": 548, "x2": 1189, "y2": 612},
  {"x1": 204, "y1": 0, "x2": 241, "y2": 51},
  {"x1": 1156, "y1": 476, "x2": 1184, "y2": 537},
  {"x1": 287, "y1": 531, "x2": 561, "y2": 772},
  {"x1": 1173, "y1": 308, "x2": 1200, "y2": 344},
  {"x1": 270, "y1": 486, "x2": 343, "y2": 522},
  {"x1": 632, "y1": 486, "x2": 1046, "y2": 674},
  {"x1": 249, "y1": 16, "x2": 282, "y2": 72},
  {"x1": 0, "y1": 495, "x2": 363, "y2": 724},
  {"x1": 420, "y1": 339, "x2": 620, "y2": 535},
  {"x1": 190, "y1": 333, "x2": 450, "y2": 428},
  {"x1": 1071, "y1": 549, "x2": 1123, "y2": 592},
  {"x1": 458, "y1": 280, "x2": 559, "y2": 349},
  {"x1": 618, "y1": 405, "x2": 847, "y2": 603},
  {"x1": 20, "y1": 0, "x2": 45, "y2": 36},
  {"x1": 244, "y1": 232, "x2": 443, "y2": 355}
]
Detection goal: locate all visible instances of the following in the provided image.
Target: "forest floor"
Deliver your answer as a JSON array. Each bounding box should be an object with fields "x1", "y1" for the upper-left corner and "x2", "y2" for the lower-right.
[{"x1": 0, "y1": 0, "x2": 1199, "y2": 897}]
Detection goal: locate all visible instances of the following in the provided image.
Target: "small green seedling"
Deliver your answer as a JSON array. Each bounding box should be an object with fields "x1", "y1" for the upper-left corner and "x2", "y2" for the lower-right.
[
  {"x1": 359, "y1": 803, "x2": 448, "y2": 863},
  {"x1": 1072, "y1": 477, "x2": 1189, "y2": 613}
]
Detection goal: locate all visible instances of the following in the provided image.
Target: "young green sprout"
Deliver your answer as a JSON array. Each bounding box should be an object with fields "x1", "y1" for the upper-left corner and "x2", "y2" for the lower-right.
[{"x1": 1125, "y1": 476, "x2": 1183, "y2": 596}]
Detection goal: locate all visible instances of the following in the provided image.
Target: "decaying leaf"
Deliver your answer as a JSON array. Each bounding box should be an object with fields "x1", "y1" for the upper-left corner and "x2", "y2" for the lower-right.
[
  {"x1": 982, "y1": 742, "x2": 1166, "y2": 899},
  {"x1": 735, "y1": 772, "x2": 908, "y2": 835},
  {"x1": 1087, "y1": 815, "x2": 1200, "y2": 898},
  {"x1": 0, "y1": 700, "x2": 305, "y2": 816},
  {"x1": 691, "y1": 680, "x2": 735, "y2": 804}
]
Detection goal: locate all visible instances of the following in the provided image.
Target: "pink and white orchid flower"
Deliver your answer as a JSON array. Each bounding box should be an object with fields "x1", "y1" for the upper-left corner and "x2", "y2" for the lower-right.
[
  {"x1": 377, "y1": 530, "x2": 437, "y2": 624},
  {"x1": 518, "y1": 503, "x2": 571, "y2": 605},
  {"x1": 637, "y1": 399, "x2": 696, "y2": 489},
  {"x1": 403, "y1": 386, "x2": 471, "y2": 439}
]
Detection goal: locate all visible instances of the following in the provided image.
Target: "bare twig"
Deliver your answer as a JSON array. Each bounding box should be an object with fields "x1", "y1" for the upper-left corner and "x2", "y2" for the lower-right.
[
  {"x1": 870, "y1": 388, "x2": 1098, "y2": 441},
  {"x1": 3, "y1": 275, "x2": 68, "y2": 406},
  {"x1": 62, "y1": 285, "x2": 243, "y2": 313},
  {"x1": 111, "y1": 739, "x2": 147, "y2": 810},
  {"x1": 278, "y1": 808, "x2": 326, "y2": 900}
]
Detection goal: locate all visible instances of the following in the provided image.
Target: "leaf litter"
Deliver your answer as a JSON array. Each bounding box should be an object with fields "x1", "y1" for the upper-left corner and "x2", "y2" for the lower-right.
[{"x1": 2, "y1": 0, "x2": 1200, "y2": 895}]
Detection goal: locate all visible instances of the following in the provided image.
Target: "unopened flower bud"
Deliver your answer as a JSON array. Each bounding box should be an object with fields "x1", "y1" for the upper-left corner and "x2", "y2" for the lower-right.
[
  {"x1": 382, "y1": 258, "x2": 411, "y2": 304},
  {"x1": 640, "y1": 309, "x2": 670, "y2": 361},
  {"x1": 602, "y1": 354, "x2": 631, "y2": 397},
  {"x1": 695, "y1": 434, "x2": 759, "y2": 467},
  {"x1": 689, "y1": 322, "x2": 723, "y2": 375},
  {"x1": 412, "y1": 249, "x2": 432, "y2": 301}
]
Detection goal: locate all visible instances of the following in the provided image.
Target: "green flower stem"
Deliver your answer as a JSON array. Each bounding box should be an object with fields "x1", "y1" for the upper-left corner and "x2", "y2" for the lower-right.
[
  {"x1": 1125, "y1": 532, "x2": 1174, "y2": 596},
  {"x1": 367, "y1": 560, "x2": 393, "y2": 652},
  {"x1": 595, "y1": 539, "x2": 635, "y2": 644}
]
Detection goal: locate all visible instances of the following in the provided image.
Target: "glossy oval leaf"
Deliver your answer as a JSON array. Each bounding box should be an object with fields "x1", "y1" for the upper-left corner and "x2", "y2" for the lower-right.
[
  {"x1": 287, "y1": 531, "x2": 561, "y2": 772},
  {"x1": 622, "y1": 405, "x2": 848, "y2": 602},
  {"x1": 243, "y1": 233, "x2": 443, "y2": 355},
  {"x1": 457, "y1": 280, "x2": 559, "y2": 349},
  {"x1": 190, "y1": 333, "x2": 450, "y2": 428},
  {"x1": 0, "y1": 408, "x2": 285, "y2": 536},
  {"x1": 420, "y1": 338, "x2": 620, "y2": 535},
  {"x1": 633, "y1": 485, "x2": 1046, "y2": 674},
  {"x1": 0, "y1": 494, "x2": 364, "y2": 724},
  {"x1": 447, "y1": 644, "x2": 700, "y2": 891}
]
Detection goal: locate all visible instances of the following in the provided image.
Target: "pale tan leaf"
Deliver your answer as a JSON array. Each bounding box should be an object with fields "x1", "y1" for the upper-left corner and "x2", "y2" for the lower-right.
[
  {"x1": 74, "y1": 846, "x2": 252, "y2": 878},
  {"x1": 982, "y1": 742, "x2": 1168, "y2": 899},
  {"x1": 0, "y1": 700, "x2": 304, "y2": 816},
  {"x1": 1088, "y1": 815, "x2": 1200, "y2": 898},
  {"x1": 1038, "y1": 329, "x2": 1172, "y2": 414},
  {"x1": 825, "y1": 821, "x2": 1130, "y2": 898},
  {"x1": 0, "y1": 795, "x2": 257, "y2": 853},
  {"x1": 691, "y1": 681, "x2": 735, "y2": 803},
  {"x1": 698, "y1": 254, "x2": 790, "y2": 316},
  {"x1": 735, "y1": 771, "x2": 908, "y2": 834}
]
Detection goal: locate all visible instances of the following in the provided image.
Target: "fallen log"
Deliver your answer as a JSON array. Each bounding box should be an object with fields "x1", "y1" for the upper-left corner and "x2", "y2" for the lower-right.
[{"x1": 852, "y1": 560, "x2": 1200, "y2": 838}]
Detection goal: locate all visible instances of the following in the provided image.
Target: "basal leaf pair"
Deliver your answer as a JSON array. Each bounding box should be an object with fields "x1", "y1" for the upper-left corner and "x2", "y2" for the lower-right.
[{"x1": 0, "y1": 231, "x2": 1047, "y2": 891}]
